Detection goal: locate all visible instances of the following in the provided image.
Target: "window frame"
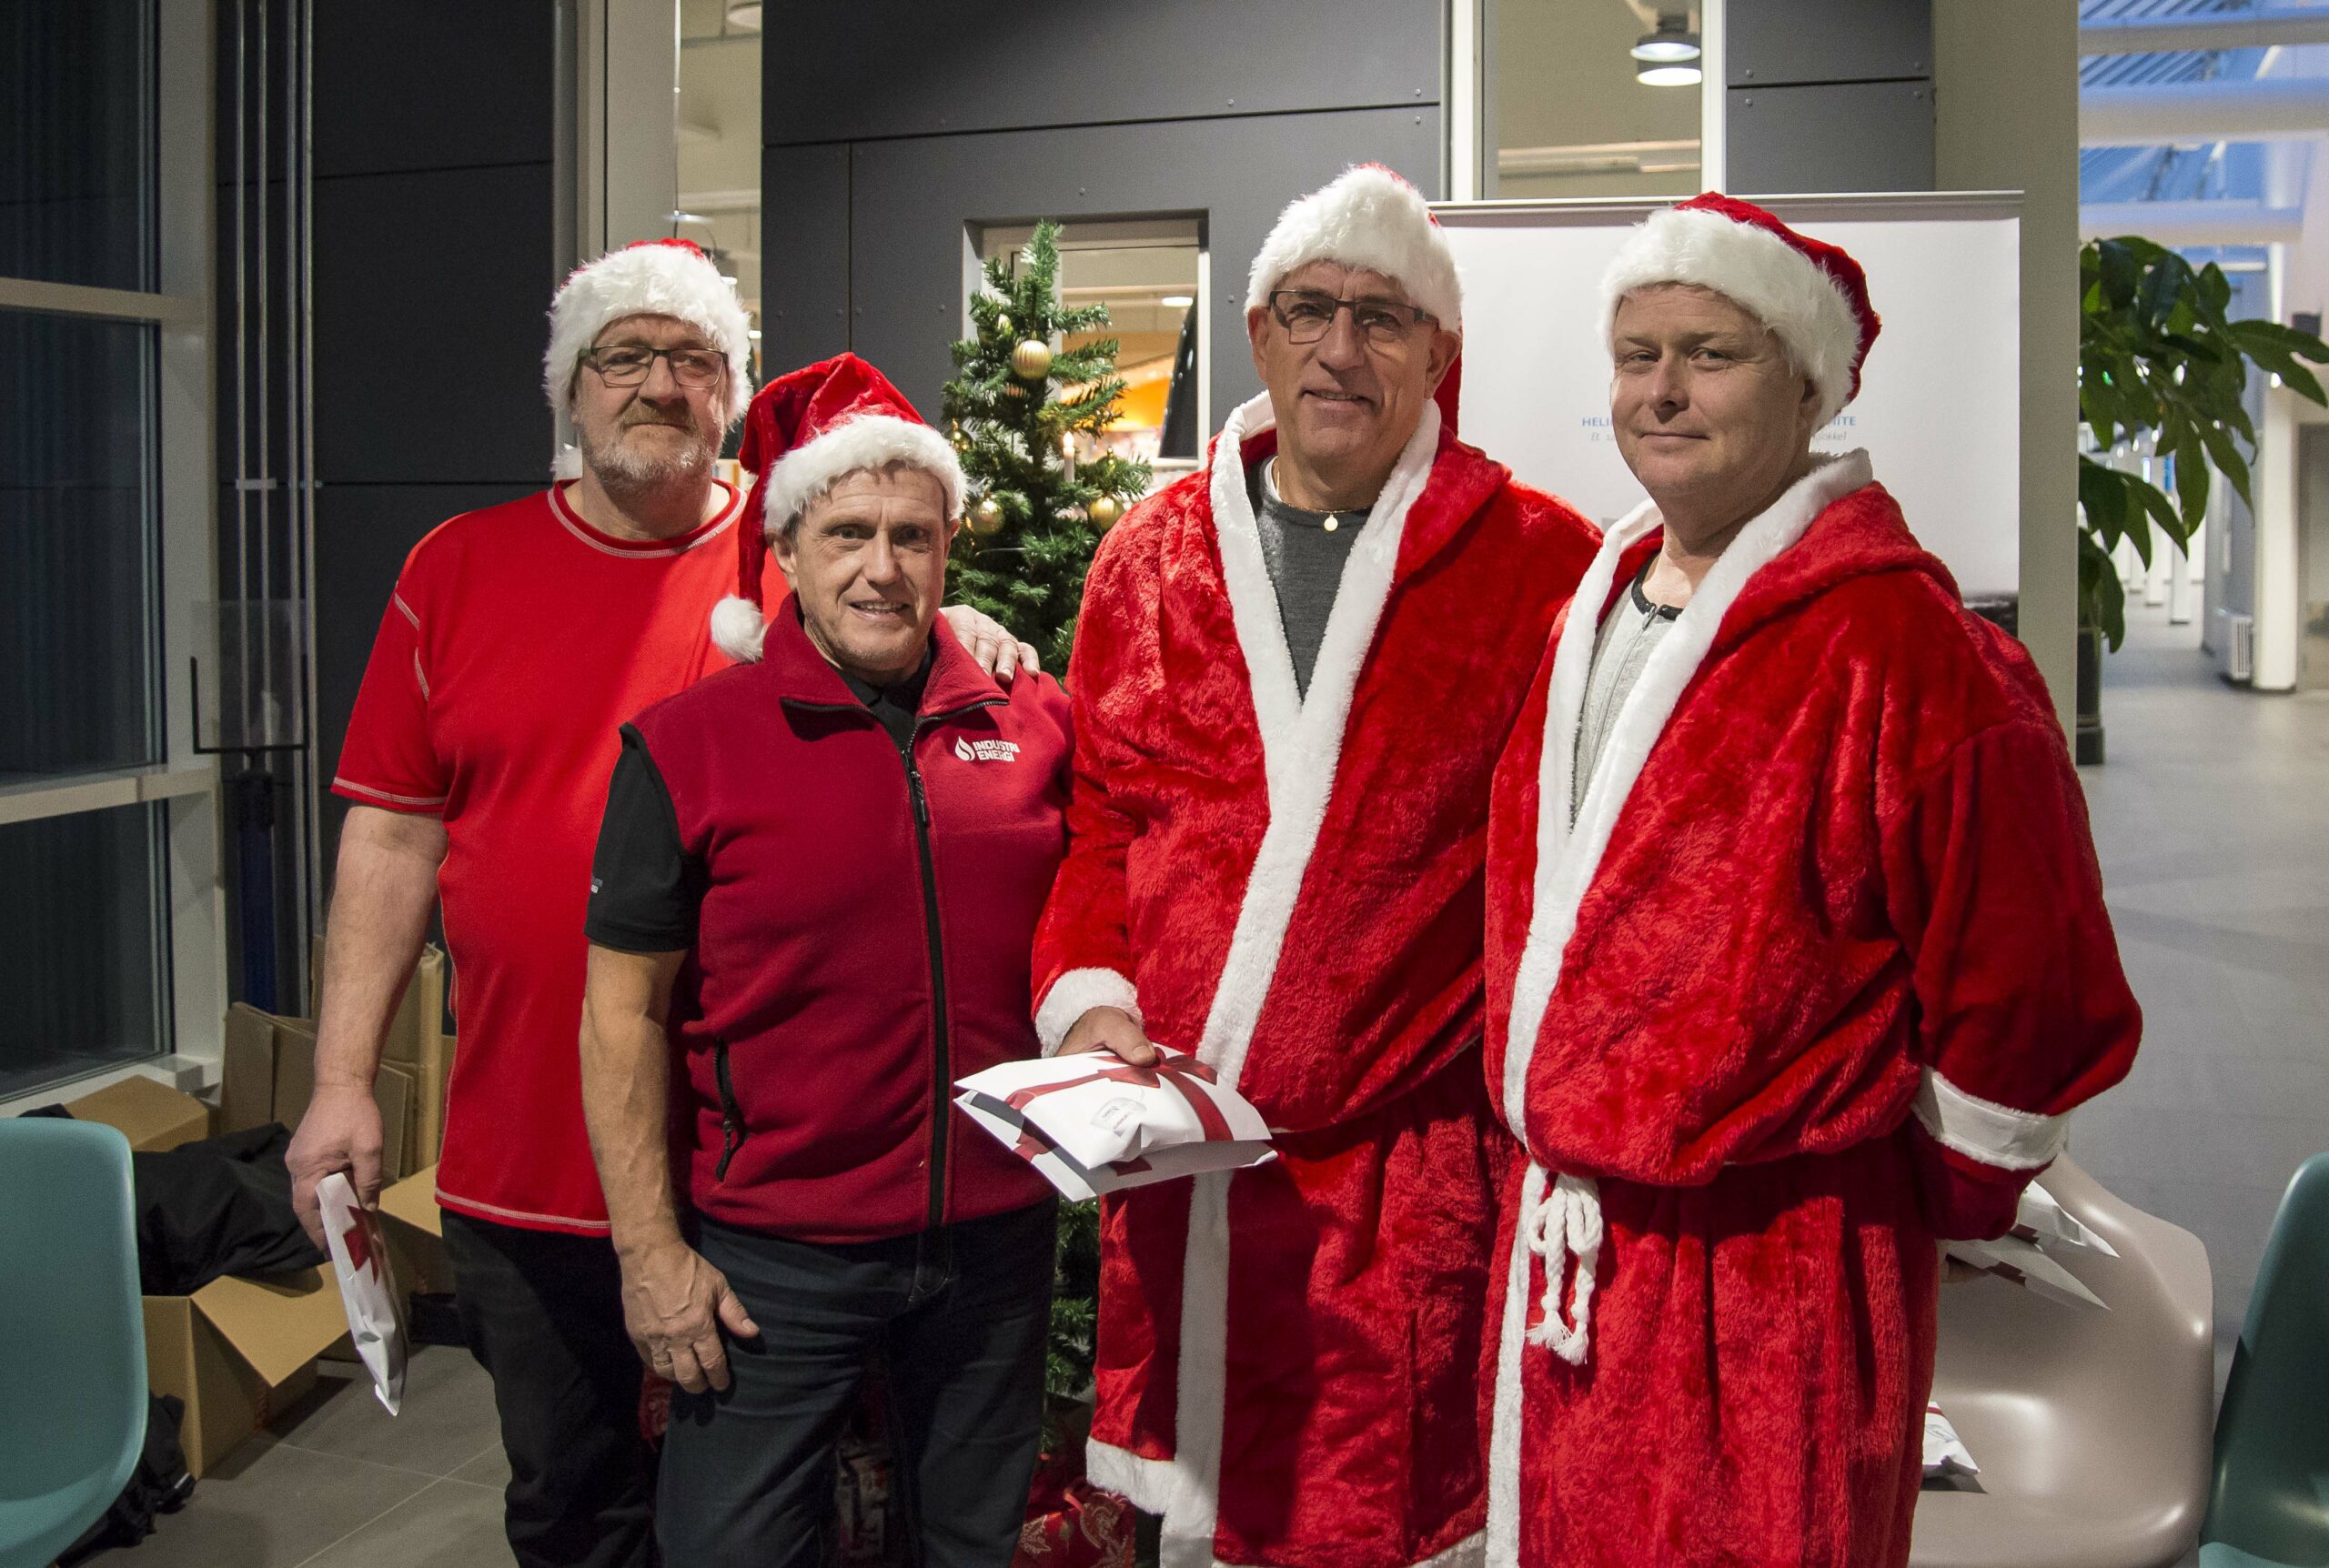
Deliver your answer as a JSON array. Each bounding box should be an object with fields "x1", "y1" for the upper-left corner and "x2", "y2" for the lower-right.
[{"x1": 0, "y1": 0, "x2": 225, "y2": 1111}]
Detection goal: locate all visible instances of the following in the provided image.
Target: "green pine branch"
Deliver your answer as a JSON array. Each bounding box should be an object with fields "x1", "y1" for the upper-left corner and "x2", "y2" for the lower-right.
[{"x1": 942, "y1": 218, "x2": 1153, "y2": 671}]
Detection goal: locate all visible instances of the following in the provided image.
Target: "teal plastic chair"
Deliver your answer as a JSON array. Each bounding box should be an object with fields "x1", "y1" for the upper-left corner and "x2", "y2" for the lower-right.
[
  {"x1": 0, "y1": 1118, "x2": 149, "y2": 1568},
  {"x1": 2201, "y1": 1152, "x2": 2329, "y2": 1568}
]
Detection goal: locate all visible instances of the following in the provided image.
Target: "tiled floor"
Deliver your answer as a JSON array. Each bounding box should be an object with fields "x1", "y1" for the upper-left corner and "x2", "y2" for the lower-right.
[
  {"x1": 85, "y1": 1345, "x2": 516, "y2": 1567},
  {"x1": 83, "y1": 602, "x2": 2328, "y2": 1567},
  {"x1": 2073, "y1": 601, "x2": 2329, "y2": 1388}
]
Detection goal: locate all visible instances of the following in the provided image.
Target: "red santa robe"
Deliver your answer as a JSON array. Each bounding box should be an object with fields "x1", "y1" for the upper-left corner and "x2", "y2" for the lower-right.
[
  {"x1": 1033, "y1": 391, "x2": 1599, "y2": 1568},
  {"x1": 1480, "y1": 451, "x2": 2141, "y2": 1568}
]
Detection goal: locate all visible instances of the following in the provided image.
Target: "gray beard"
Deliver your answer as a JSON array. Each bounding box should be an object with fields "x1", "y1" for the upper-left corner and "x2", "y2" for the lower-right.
[{"x1": 580, "y1": 421, "x2": 717, "y2": 496}]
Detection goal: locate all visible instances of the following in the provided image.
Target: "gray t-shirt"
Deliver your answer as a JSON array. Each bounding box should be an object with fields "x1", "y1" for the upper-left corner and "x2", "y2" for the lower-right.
[
  {"x1": 1572, "y1": 563, "x2": 1682, "y2": 822},
  {"x1": 1247, "y1": 459, "x2": 1366, "y2": 699}
]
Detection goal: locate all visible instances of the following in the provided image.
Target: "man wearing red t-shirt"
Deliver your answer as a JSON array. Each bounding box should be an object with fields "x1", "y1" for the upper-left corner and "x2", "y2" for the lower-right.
[{"x1": 285, "y1": 240, "x2": 1033, "y2": 1568}]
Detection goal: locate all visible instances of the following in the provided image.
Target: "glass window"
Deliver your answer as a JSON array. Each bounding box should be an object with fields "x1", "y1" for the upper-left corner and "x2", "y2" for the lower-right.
[
  {"x1": 977, "y1": 219, "x2": 1205, "y2": 470},
  {"x1": 0, "y1": 308, "x2": 161, "y2": 786},
  {"x1": 679, "y1": 0, "x2": 763, "y2": 468},
  {"x1": 0, "y1": 0, "x2": 156, "y2": 292},
  {"x1": 0, "y1": 803, "x2": 167, "y2": 1101},
  {"x1": 1490, "y1": 0, "x2": 1704, "y2": 200}
]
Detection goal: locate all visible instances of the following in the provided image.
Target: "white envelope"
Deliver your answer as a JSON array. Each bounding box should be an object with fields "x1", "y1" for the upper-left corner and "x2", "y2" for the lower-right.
[
  {"x1": 955, "y1": 1049, "x2": 1276, "y2": 1203},
  {"x1": 1941, "y1": 1181, "x2": 2113, "y2": 1311},
  {"x1": 317, "y1": 1171, "x2": 409, "y2": 1414}
]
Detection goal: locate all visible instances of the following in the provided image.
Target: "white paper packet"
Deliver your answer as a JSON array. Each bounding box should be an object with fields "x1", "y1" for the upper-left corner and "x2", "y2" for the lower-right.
[
  {"x1": 317, "y1": 1171, "x2": 408, "y2": 1414},
  {"x1": 1941, "y1": 1181, "x2": 2112, "y2": 1310},
  {"x1": 955, "y1": 1048, "x2": 1275, "y2": 1202},
  {"x1": 1922, "y1": 1403, "x2": 1979, "y2": 1478}
]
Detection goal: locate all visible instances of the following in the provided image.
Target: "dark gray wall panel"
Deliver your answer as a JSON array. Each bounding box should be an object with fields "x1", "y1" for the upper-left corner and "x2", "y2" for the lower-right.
[
  {"x1": 1727, "y1": 82, "x2": 1933, "y2": 195},
  {"x1": 765, "y1": 0, "x2": 1438, "y2": 146},
  {"x1": 312, "y1": 481, "x2": 537, "y2": 862},
  {"x1": 842, "y1": 106, "x2": 1441, "y2": 422},
  {"x1": 759, "y1": 144, "x2": 852, "y2": 378},
  {"x1": 313, "y1": 162, "x2": 556, "y2": 486},
  {"x1": 1728, "y1": 0, "x2": 1931, "y2": 87},
  {"x1": 314, "y1": 5, "x2": 553, "y2": 177}
]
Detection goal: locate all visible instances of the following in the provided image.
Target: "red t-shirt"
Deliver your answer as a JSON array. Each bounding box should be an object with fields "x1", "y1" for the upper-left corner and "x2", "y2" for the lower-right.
[{"x1": 333, "y1": 479, "x2": 770, "y2": 1234}]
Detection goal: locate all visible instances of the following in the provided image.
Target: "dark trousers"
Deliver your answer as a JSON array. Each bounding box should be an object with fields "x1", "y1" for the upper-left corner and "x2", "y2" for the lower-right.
[
  {"x1": 441, "y1": 1211, "x2": 656, "y2": 1568},
  {"x1": 658, "y1": 1199, "x2": 1056, "y2": 1568}
]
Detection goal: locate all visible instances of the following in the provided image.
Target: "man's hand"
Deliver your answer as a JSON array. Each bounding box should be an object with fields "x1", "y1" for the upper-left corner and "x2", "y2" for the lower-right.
[
  {"x1": 1059, "y1": 1005, "x2": 1159, "y2": 1068},
  {"x1": 286, "y1": 1082, "x2": 385, "y2": 1250},
  {"x1": 618, "y1": 1235, "x2": 760, "y2": 1393},
  {"x1": 940, "y1": 604, "x2": 1040, "y2": 684}
]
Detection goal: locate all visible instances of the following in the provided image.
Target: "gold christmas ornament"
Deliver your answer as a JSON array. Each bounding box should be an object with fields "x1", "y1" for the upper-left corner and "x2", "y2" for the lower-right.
[
  {"x1": 994, "y1": 313, "x2": 1013, "y2": 337},
  {"x1": 1011, "y1": 338, "x2": 1054, "y2": 379},
  {"x1": 969, "y1": 497, "x2": 1006, "y2": 535},
  {"x1": 1087, "y1": 493, "x2": 1123, "y2": 530}
]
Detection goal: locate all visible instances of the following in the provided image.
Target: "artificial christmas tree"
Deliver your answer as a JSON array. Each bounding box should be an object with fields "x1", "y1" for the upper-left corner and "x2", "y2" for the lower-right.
[{"x1": 943, "y1": 221, "x2": 1150, "y2": 669}]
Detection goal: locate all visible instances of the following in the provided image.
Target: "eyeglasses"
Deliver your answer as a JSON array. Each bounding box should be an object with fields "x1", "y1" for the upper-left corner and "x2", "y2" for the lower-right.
[
  {"x1": 1267, "y1": 289, "x2": 1436, "y2": 347},
  {"x1": 580, "y1": 344, "x2": 727, "y2": 388}
]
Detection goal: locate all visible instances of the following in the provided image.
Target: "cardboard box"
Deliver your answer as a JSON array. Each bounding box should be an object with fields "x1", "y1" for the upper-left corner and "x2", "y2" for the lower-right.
[
  {"x1": 142, "y1": 1266, "x2": 349, "y2": 1476},
  {"x1": 268, "y1": 1015, "x2": 321, "y2": 1133},
  {"x1": 240, "y1": 944, "x2": 453, "y2": 1170},
  {"x1": 378, "y1": 1164, "x2": 452, "y2": 1296},
  {"x1": 221, "y1": 1002, "x2": 278, "y2": 1134},
  {"x1": 383, "y1": 944, "x2": 446, "y2": 1068},
  {"x1": 375, "y1": 1060, "x2": 415, "y2": 1182},
  {"x1": 66, "y1": 1074, "x2": 213, "y2": 1152}
]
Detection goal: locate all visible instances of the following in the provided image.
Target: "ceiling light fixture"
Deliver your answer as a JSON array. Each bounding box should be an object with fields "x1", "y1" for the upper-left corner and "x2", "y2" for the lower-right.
[
  {"x1": 1631, "y1": 14, "x2": 1701, "y2": 85},
  {"x1": 1160, "y1": 294, "x2": 1195, "y2": 307}
]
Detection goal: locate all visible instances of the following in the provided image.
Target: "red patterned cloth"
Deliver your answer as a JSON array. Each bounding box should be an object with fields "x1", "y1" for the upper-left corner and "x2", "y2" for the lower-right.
[{"x1": 1017, "y1": 1450, "x2": 1134, "y2": 1568}]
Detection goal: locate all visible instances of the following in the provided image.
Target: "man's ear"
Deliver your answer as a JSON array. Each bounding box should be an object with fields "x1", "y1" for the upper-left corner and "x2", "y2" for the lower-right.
[
  {"x1": 1800, "y1": 378, "x2": 1826, "y2": 441},
  {"x1": 1424, "y1": 327, "x2": 1462, "y2": 394},
  {"x1": 1246, "y1": 304, "x2": 1273, "y2": 379},
  {"x1": 771, "y1": 524, "x2": 801, "y2": 585}
]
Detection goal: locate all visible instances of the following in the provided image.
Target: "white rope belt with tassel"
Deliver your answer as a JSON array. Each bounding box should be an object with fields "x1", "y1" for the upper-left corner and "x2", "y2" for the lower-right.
[{"x1": 1524, "y1": 1170, "x2": 1604, "y2": 1365}]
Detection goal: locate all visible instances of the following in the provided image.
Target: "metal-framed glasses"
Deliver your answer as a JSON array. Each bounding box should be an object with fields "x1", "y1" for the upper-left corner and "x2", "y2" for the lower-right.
[
  {"x1": 580, "y1": 344, "x2": 728, "y2": 388},
  {"x1": 1267, "y1": 289, "x2": 1436, "y2": 346}
]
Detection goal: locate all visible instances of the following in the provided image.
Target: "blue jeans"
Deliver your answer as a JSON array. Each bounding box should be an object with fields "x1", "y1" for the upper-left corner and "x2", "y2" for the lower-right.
[{"x1": 657, "y1": 1200, "x2": 1055, "y2": 1568}]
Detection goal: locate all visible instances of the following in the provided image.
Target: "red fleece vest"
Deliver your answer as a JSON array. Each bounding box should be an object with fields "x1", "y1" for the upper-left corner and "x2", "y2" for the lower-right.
[{"x1": 626, "y1": 611, "x2": 1070, "y2": 1242}]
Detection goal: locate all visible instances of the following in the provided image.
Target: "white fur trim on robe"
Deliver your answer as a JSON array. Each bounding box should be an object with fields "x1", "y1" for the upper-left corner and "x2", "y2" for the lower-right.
[
  {"x1": 1033, "y1": 968, "x2": 1143, "y2": 1057},
  {"x1": 1116, "y1": 391, "x2": 1444, "y2": 1565},
  {"x1": 1483, "y1": 449, "x2": 1876, "y2": 1567}
]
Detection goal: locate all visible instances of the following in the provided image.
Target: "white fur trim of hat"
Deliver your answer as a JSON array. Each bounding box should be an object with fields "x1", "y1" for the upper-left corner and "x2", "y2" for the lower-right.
[
  {"x1": 1598, "y1": 204, "x2": 1864, "y2": 427},
  {"x1": 759, "y1": 414, "x2": 965, "y2": 538},
  {"x1": 544, "y1": 238, "x2": 753, "y2": 435},
  {"x1": 1245, "y1": 165, "x2": 1463, "y2": 331}
]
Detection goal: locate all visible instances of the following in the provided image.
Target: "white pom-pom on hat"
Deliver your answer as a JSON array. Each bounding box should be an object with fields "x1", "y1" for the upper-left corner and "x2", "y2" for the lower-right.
[
  {"x1": 708, "y1": 594, "x2": 767, "y2": 664},
  {"x1": 1246, "y1": 164, "x2": 1463, "y2": 331}
]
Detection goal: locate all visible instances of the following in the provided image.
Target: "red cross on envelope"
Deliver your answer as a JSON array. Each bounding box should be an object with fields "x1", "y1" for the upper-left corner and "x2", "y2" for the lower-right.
[{"x1": 338, "y1": 1209, "x2": 378, "y2": 1281}]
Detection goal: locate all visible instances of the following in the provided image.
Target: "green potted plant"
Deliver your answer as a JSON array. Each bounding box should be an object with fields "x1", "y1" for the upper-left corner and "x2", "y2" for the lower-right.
[{"x1": 2075, "y1": 236, "x2": 2329, "y2": 761}]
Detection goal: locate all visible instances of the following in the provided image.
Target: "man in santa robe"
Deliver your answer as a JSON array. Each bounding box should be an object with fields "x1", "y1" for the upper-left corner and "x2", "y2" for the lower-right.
[
  {"x1": 1033, "y1": 165, "x2": 1598, "y2": 1568},
  {"x1": 1482, "y1": 194, "x2": 2142, "y2": 1567}
]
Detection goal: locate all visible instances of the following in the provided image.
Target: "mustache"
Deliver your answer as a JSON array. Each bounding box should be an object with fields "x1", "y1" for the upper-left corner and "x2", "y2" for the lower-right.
[{"x1": 620, "y1": 407, "x2": 702, "y2": 432}]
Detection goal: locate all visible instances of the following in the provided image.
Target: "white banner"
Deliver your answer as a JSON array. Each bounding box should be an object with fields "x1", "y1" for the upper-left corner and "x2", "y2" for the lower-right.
[{"x1": 1435, "y1": 196, "x2": 2021, "y2": 599}]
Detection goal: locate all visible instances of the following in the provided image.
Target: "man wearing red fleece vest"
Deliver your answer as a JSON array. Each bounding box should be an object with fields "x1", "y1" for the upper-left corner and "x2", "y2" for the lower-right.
[
  {"x1": 581, "y1": 355, "x2": 1072, "y2": 1568},
  {"x1": 1481, "y1": 195, "x2": 2140, "y2": 1568}
]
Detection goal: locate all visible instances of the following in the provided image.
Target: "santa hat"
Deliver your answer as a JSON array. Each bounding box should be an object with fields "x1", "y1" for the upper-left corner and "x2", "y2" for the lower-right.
[
  {"x1": 708, "y1": 352, "x2": 966, "y2": 663},
  {"x1": 1245, "y1": 165, "x2": 1463, "y2": 332},
  {"x1": 544, "y1": 238, "x2": 753, "y2": 475},
  {"x1": 1599, "y1": 192, "x2": 1879, "y2": 427}
]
